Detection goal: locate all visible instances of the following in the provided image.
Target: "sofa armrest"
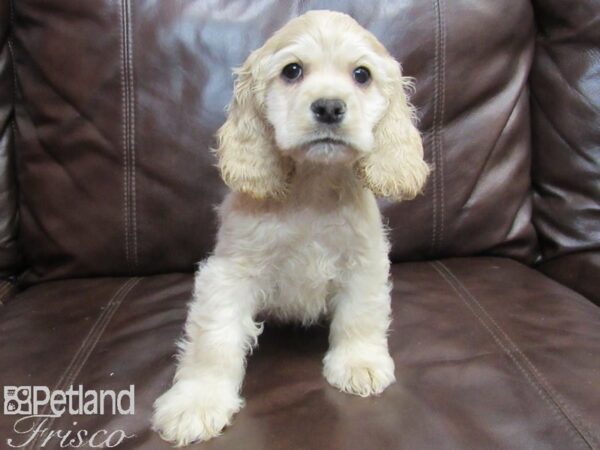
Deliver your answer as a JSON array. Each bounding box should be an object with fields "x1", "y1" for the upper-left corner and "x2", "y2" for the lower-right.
[
  {"x1": 530, "y1": 0, "x2": 600, "y2": 305},
  {"x1": 0, "y1": 0, "x2": 20, "y2": 277}
]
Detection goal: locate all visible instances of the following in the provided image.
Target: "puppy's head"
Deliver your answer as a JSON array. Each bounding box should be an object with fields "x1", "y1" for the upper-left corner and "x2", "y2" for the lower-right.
[{"x1": 215, "y1": 10, "x2": 429, "y2": 200}]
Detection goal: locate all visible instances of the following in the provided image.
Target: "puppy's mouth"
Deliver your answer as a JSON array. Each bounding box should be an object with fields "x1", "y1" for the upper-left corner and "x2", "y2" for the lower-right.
[
  {"x1": 307, "y1": 137, "x2": 348, "y2": 146},
  {"x1": 290, "y1": 135, "x2": 357, "y2": 164}
]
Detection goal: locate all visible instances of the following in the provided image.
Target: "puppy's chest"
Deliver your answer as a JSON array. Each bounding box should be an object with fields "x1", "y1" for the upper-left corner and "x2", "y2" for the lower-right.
[
  {"x1": 263, "y1": 210, "x2": 357, "y2": 320},
  {"x1": 273, "y1": 208, "x2": 356, "y2": 271}
]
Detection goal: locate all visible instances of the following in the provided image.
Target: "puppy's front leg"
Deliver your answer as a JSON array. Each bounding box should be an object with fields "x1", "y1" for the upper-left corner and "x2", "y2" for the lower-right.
[
  {"x1": 323, "y1": 264, "x2": 396, "y2": 397},
  {"x1": 152, "y1": 257, "x2": 262, "y2": 446}
]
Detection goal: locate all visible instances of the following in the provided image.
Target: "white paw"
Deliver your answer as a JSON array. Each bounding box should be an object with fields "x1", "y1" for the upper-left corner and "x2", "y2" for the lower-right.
[
  {"x1": 323, "y1": 347, "x2": 396, "y2": 397},
  {"x1": 152, "y1": 379, "x2": 243, "y2": 446}
]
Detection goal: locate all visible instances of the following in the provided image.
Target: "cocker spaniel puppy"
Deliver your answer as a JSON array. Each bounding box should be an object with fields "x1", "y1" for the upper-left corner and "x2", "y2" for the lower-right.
[{"x1": 153, "y1": 10, "x2": 429, "y2": 446}]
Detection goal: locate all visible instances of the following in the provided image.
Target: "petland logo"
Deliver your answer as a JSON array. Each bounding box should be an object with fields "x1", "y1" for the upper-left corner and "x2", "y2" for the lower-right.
[{"x1": 3, "y1": 385, "x2": 136, "y2": 448}]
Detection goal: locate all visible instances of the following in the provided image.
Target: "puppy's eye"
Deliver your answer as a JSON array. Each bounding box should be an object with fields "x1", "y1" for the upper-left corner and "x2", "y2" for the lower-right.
[
  {"x1": 353, "y1": 66, "x2": 371, "y2": 84},
  {"x1": 281, "y1": 63, "x2": 303, "y2": 81}
]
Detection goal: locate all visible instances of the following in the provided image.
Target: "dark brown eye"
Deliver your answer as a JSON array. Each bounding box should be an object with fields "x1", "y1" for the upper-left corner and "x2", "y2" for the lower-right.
[
  {"x1": 281, "y1": 63, "x2": 303, "y2": 81},
  {"x1": 353, "y1": 66, "x2": 371, "y2": 84}
]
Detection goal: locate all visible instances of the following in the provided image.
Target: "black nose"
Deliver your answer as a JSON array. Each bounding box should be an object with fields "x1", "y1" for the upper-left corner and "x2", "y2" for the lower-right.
[{"x1": 311, "y1": 98, "x2": 346, "y2": 124}]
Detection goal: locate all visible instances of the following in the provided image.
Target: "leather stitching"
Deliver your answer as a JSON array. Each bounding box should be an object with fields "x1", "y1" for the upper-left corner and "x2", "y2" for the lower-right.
[
  {"x1": 431, "y1": 261, "x2": 597, "y2": 450},
  {"x1": 54, "y1": 278, "x2": 141, "y2": 393},
  {"x1": 430, "y1": 0, "x2": 446, "y2": 255},
  {"x1": 438, "y1": 0, "x2": 446, "y2": 249},
  {"x1": 125, "y1": 0, "x2": 138, "y2": 267},
  {"x1": 120, "y1": 0, "x2": 138, "y2": 269},
  {"x1": 119, "y1": 0, "x2": 131, "y2": 267},
  {"x1": 430, "y1": 0, "x2": 439, "y2": 254},
  {"x1": 24, "y1": 278, "x2": 140, "y2": 450}
]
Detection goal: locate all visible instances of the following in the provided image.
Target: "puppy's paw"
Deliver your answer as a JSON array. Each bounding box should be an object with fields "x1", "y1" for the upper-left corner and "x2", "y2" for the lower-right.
[
  {"x1": 323, "y1": 347, "x2": 396, "y2": 397},
  {"x1": 152, "y1": 379, "x2": 243, "y2": 446}
]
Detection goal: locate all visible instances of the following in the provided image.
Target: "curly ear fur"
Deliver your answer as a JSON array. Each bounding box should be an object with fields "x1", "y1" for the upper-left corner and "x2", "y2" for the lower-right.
[
  {"x1": 215, "y1": 50, "x2": 293, "y2": 200},
  {"x1": 355, "y1": 70, "x2": 430, "y2": 201}
]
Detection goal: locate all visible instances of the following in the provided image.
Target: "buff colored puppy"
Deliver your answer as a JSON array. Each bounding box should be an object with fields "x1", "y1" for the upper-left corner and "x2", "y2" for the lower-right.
[{"x1": 153, "y1": 10, "x2": 429, "y2": 446}]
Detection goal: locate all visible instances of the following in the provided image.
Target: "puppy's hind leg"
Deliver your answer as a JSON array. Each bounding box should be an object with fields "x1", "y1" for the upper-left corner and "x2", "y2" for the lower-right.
[
  {"x1": 323, "y1": 263, "x2": 396, "y2": 397},
  {"x1": 152, "y1": 257, "x2": 262, "y2": 446}
]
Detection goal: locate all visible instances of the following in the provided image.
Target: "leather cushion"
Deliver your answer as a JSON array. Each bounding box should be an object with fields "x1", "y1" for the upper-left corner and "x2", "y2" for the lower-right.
[
  {"x1": 11, "y1": 0, "x2": 538, "y2": 283},
  {"x1": 1, "y1": 258, "x2": 598, "y2": 449}
]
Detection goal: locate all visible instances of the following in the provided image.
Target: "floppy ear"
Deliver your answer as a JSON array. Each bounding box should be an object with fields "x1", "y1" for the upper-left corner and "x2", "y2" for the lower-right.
[
  {"x1": 355, "y1": 67, "x2": 430, "y2": 201},
  {"x1": 214, "y1": 50, "x2": 293, "y2": 200}
]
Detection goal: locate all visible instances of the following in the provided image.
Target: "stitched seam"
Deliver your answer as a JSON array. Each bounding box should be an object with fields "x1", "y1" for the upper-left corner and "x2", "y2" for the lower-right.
[
  {"x1": 430, "y1": 262, "x2": 588, "y2": 449},
  {"x1": 125, "y1": 0, "x2": 138, "y2": 268},
  {"x1": 437, "y1": 0, "x2": 446, "y2": 249},
  {"x1": 438, "y1": 261, "x2": 599, "y2": 448},
  {"x1": 430, "y1": 0, "x2": 440, "y2": 255},
  {"x1": 25, "y1": 278, "x2": 140, "y2": 450},
  {"x1": 25, "y1": 279, "x2": 137, "y2": 450},
  {"x1": 430, "y1": 0, "x2": 446, "y2": 255},
  {"x1": 56, "y1": 278, "x2": 141, "y2": 390},
  {"x1": 121, "y1": 0, "x2": 138, "y2": 268},
  {"x1": 119, "y1": 0, "x2": 131, "y2": 268},
  {"x1": 431, "y1": 261, "x2": 596, "y2": 450}
]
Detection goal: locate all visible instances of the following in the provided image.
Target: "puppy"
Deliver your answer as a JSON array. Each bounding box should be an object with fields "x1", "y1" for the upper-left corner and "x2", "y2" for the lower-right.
[{"x1": 152, "y1": 10, "x2": 429, "y2": 446}]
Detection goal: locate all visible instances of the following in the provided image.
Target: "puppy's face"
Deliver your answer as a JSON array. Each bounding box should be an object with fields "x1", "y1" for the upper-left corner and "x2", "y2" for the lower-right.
[
  {"x1": 264, "y1": 24, "x2": 392, "y2": 164},
  {"x1": 216, "y1": 11, "x2": 429, "y2": 201}
]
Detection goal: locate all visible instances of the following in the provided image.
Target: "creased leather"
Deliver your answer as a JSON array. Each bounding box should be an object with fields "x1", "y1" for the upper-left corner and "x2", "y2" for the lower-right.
[
  {"x1": 11, "y1": 0, "x2": 539, "y2": 284},
  {"x1": 0, "y1": 279, "x2": 14, "y2": 304},
  {"x1": 0, "y1": 0, "x2": 19, "y2": 276},
  {"x1": 530, "y1": 0, "x2": 600, "y2": 305}
]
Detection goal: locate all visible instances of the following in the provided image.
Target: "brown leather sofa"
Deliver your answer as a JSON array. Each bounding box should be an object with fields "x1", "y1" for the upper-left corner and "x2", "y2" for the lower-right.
[{"x1": 1, "y1": 1, "x2": 599, "y2": 449}]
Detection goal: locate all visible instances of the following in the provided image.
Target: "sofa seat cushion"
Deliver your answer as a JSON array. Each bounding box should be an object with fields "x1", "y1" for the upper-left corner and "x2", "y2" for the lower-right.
[{"x1": 1, "y1": 257, "x2": 599, "y2": 449}]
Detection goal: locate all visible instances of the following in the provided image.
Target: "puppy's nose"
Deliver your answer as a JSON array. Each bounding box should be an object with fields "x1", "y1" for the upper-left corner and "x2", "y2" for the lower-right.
[{"x1": 311, "y1": 98, "x2": 346, "y2": 124}]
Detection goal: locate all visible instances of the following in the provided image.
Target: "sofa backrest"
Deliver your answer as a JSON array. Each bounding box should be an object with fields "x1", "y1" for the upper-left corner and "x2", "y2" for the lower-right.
[{"x1": 9, "y1": 0, "x2": 541, "y2": 283}]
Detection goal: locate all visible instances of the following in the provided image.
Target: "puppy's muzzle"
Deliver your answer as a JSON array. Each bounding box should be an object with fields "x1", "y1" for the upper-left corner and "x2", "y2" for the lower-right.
[{"x1": 311, "y1": 98, "x2": 346, "y2": 124}]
